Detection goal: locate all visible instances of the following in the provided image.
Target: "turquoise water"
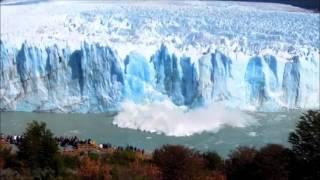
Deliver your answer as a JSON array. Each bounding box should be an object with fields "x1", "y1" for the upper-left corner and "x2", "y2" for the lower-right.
[{"x1": 0, "y1": 111, "x2": 301, "y2": 157}]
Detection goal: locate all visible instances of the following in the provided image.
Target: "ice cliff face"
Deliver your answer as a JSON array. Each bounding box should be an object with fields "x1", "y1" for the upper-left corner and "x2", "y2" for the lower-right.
[
  {"x1": 0, "y1": 1, "x2": 319, "y2": 112},
  {"x1": 1, "y1": 40, "x2": 319, "y2": 112},
  {"x1": 0, "y1": 41, "x2": 125, "y2": 112}
]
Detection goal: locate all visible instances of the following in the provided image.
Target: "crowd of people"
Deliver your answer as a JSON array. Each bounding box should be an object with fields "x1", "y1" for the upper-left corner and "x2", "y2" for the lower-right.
[
  {"x1": 55, "y1": 136, "x2": 93, "y2": 148},
  {"x1": 2, "y1": 135, "x2": 23, "y2": 145},
  {"x1": 116, "y1": 145, "x2": 145, "y2": 154},
  {"x1": 1, "y1": 134, "x2": 144, "y2": 154}
]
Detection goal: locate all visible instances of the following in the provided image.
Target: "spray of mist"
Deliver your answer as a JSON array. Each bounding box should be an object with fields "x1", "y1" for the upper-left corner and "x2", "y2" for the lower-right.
[{"x1": 113, "y1": 100, "x2": 257, "y2": 136}]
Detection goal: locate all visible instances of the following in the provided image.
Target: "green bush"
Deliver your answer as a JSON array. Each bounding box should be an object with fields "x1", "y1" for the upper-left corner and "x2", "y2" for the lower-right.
[
  {"x1": 88, "y1": 151, "x2": 99, "y2": 161},
  {"x1": 17, "y1": 121, "x2": 62, "y2": 176},
  {"x1": 62, "y1": 155, "x2": 80, "y2": 170},
  {"x1": 111, "y1": 150, "x2": 136, "y2": 165}
]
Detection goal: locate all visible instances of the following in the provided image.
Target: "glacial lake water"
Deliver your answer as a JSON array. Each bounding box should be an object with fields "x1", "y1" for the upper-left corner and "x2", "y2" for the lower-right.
[{"x1": 0, "y1": 111, "x2": 302, "y2": 157}]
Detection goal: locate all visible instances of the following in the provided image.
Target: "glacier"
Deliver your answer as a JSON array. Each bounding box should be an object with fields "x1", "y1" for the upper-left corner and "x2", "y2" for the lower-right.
[
  {"x1": 1, "y1": 40, "x2": 318, "y2": 113},
  {"x1": 0, "y1": 1, "x2": 319, "y2": 114}
]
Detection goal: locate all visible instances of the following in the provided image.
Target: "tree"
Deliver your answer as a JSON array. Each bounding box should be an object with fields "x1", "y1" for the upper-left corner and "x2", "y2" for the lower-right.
[
  {"x1": 17, "y1": 121, "x2": 62, "y2": 176},
  {"x1": 153, "y1": 145, "x2": 204, "y2": 180},
  {"x1": 225, "y1": 146, "x2": 259, "y2": 180},
  {"x1": 78, "y1": 156, "x2": 111, "y2": 180},
  {"x1": 110, "y1": 150, "x2": 136, "y2": 165},
  {"x1": 0, "y1": 144, "x2": 21, "y2": 170},
  {"x1": 128, "y1": 161, "x2": 161, "y2": 179},
  {"x1": 202, "y1": 151, "x2": 223, "y2": 171},
  {"x1": 254, "y1": 144, "x2": 290, "y2": 180},
  {"x1": 288, "y1": 110, "x2": 320, "y2": 180}
]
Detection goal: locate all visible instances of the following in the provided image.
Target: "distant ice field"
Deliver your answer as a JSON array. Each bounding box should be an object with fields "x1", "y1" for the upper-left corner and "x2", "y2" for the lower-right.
[{"x1": 1, "y1": 0, "x2": 319, "y2": 54}]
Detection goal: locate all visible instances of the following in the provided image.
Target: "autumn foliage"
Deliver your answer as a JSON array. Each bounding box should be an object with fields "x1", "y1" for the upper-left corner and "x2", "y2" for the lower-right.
[
  {"x1": 78, "y1": 156, "x2": 111, "y2": 180},
  {"x1": 153, "y1": 145, "x2": 205, "y2": 180}
]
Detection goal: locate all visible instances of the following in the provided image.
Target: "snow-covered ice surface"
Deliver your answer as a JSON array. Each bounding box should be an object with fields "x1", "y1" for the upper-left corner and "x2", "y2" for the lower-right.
[{"x1": 1, "y1": 1, "x2": 319, "y2": 136}]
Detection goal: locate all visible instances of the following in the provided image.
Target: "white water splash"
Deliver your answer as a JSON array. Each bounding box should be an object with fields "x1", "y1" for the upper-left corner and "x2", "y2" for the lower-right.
[{"x1": 113, "y1": 100, "x2": 257, "y2": 136}]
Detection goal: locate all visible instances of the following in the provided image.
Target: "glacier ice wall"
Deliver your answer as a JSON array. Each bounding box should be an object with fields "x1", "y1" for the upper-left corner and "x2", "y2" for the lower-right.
[
  {"x1": 0, "y1": 41, "x2": 125, "y2": 112},
  {"x1": 0, "y1": 40, "x2": 319, "y2": 112},
  {"x1": 0, "y1": 1, "x2": 319, "y2": 113}
]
